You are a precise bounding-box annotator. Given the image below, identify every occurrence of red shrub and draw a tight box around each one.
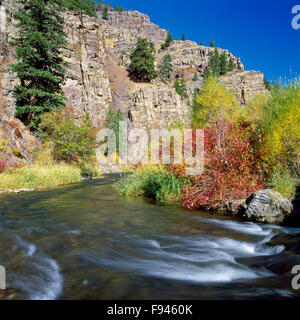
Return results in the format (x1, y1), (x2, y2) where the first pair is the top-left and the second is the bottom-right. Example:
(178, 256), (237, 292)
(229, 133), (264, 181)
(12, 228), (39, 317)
(0, 159), (10, 173)
(179, 119), (264, 210)
(0, 159), (25, 173)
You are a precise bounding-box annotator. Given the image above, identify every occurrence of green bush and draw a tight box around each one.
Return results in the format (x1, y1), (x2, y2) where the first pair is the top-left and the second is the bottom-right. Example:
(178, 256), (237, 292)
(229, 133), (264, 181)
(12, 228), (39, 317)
(174, 78), (188, 99)
(116, 165), (190, 202)
(39, 109), (97, 163)
(80, 166), (100, 178)
(161, 31), (173, 50)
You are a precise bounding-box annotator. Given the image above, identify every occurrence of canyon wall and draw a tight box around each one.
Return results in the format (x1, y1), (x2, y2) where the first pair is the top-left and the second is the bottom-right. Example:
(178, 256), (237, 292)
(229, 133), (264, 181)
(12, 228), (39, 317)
(0, 0), (266, 133)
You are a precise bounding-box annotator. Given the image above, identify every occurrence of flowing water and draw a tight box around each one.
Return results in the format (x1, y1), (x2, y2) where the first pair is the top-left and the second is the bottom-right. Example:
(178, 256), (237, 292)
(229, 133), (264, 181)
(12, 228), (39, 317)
(0, 174), (299, 300)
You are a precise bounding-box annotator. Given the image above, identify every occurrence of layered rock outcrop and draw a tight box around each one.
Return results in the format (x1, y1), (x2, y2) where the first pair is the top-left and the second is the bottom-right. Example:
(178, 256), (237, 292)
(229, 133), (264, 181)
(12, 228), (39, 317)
(129, 85), (190, 128)
(241, 190), (293, 225)
(219, 71), (266, 105)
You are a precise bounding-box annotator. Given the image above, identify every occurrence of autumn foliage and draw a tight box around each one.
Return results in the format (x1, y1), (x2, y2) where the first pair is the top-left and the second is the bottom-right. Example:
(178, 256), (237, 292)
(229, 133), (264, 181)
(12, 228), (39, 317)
(0, 159), (24, 174)
(117, 77), (299, 207)
(179, 119), (264, 209)
(0, 159), (10, 173)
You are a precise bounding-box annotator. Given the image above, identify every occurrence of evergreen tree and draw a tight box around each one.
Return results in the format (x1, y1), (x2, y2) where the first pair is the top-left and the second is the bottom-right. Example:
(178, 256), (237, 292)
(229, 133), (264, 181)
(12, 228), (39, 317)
(158, 54), (173, 83)
(10, 0), (67, 130)
(129, 38), (157, 82)
(203, 67), (212, 80)
(228, 56), (235, 72)
(114, 5), (125, 12)
(219, 51), (228, 75)
(210, 39), (215, 47)
(200, 41), (204, 46)
(210, 49), (221, 76)
(174, 78), (188, 99)
(64, 0), (96, 16)
(161, 31), (173, 50)
(191, 88), (201, 127)
(182, 34), (186, 41)
(102, 5), (108, 19)
(81, 0), (96, 16)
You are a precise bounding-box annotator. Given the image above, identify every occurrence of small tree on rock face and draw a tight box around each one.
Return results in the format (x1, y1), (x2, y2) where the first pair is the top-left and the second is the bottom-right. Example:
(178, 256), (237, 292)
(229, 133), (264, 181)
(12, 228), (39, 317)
(228, 56), (235, 72)
(220, 51), (228, 75)
(204, 50), (235, 78)
(210, 39), (215, 47)
(174, 78), (188, 99)
(158, 54), (173, 83)
(64, 0), (97, 16)
(182, 34), (186, 41)
(193, 72), (199, 81)
(161, 31), (173, 50)
(129, 38), (157, 82)
(102, 5), (108, 19)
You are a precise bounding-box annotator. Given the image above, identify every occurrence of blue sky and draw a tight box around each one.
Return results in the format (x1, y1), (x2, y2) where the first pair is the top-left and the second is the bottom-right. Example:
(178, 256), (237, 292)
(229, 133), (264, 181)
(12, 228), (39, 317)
(103, 0), (300, 81)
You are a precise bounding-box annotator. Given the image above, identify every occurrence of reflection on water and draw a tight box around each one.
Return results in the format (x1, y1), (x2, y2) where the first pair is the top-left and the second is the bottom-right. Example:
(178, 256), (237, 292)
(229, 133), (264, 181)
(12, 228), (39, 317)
(0, 174), (299, 300)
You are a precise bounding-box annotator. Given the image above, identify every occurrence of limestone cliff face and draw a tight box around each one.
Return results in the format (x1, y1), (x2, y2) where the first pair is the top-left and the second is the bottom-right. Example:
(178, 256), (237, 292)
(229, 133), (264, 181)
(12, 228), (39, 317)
(0, 0), (266, 133)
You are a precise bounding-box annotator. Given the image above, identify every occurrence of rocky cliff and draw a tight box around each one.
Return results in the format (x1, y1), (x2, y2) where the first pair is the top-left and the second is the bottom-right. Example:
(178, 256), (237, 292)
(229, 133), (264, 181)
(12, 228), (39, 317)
(0, 0), (266, 134)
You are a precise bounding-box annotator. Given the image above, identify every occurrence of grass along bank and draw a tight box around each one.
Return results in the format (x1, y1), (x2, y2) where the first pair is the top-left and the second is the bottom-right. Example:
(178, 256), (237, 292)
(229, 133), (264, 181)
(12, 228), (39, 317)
(0, 164), (82, 192)
(115, 165), (191, 203)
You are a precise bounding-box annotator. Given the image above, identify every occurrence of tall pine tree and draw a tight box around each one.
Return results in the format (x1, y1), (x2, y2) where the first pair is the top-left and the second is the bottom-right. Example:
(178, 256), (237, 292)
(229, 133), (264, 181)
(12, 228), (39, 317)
(10, 0), (67, 130)
(129, 38), (157, 82)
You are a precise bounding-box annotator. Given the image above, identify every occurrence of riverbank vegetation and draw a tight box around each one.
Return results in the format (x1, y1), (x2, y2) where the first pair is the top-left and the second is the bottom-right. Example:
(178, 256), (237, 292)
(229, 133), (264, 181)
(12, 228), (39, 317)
(0, 164), (82, 191)
(0, 108), (102, 192)
(116, 77), (300, 210)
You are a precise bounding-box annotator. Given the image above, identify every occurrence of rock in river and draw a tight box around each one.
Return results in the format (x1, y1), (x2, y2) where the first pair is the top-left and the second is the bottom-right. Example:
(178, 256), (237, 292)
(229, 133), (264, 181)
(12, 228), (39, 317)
(241, 189), (293, 225)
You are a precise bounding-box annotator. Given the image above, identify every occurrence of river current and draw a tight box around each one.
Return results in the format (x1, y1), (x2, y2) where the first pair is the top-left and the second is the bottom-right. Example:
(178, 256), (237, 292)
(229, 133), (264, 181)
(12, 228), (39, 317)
(0, 175), (299, 300)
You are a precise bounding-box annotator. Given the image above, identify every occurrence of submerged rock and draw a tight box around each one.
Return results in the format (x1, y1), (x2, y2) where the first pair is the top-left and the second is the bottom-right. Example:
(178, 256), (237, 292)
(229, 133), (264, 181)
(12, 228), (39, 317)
(241, 189), (293, 225)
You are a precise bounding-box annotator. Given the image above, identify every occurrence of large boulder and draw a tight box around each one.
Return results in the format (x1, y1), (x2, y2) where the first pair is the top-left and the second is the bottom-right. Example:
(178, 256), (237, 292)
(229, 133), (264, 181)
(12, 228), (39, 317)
(241, 189), (293, 225)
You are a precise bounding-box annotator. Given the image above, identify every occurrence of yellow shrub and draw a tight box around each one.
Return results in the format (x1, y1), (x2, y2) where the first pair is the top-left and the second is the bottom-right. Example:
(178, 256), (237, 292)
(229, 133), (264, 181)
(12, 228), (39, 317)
(242, 93), (269, 122)
(193, 76), (240, 127)
(261, 84), (300, 169)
